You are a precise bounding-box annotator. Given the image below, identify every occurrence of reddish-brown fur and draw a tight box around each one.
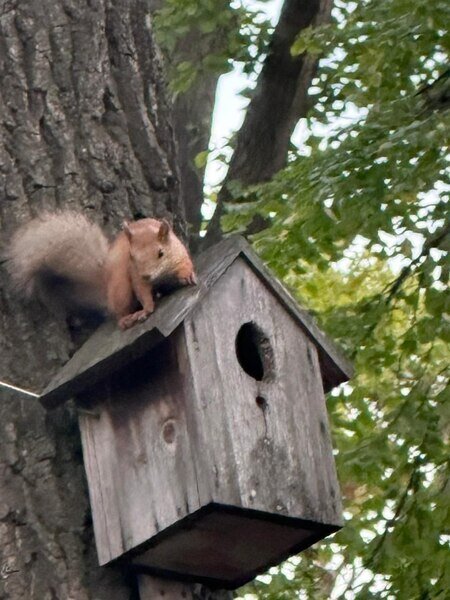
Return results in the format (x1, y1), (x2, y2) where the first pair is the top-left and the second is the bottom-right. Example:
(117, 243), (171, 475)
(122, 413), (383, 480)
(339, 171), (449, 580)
(8, 212), (197, 330)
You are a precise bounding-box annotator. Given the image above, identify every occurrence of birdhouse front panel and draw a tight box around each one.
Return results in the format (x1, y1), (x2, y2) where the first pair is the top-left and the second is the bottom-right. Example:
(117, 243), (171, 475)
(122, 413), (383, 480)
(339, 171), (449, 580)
(180, 257), (342, 526)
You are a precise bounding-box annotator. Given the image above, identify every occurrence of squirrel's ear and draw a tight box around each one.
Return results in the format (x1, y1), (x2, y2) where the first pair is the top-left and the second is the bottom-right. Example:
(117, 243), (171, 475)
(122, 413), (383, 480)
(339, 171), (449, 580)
(123, 221), (132, 240)
(158, 219), (171, 242)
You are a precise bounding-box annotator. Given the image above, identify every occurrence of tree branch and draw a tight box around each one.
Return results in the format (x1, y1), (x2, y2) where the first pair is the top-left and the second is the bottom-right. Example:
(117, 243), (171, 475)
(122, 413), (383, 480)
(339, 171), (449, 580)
(385, 222), (450, 305)
(204, 0), (333, 246)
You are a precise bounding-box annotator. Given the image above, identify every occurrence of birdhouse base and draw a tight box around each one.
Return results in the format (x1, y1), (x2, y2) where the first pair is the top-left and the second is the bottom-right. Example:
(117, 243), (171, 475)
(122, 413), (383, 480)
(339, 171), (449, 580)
(131, 503), (340, 590)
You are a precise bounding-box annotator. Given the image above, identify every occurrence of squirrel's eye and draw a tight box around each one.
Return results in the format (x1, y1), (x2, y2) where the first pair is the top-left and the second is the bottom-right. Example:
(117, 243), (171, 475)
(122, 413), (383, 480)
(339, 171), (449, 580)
(158, 248), (164, 258)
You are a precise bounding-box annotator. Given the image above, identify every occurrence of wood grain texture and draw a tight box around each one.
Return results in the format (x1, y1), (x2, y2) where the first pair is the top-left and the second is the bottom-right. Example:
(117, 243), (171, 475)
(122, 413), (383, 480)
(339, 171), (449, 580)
(40, 236), (352, 408)
(78, 334), (201, 565)
(184, 259), (342, 526)
(138, 575), (195, 599)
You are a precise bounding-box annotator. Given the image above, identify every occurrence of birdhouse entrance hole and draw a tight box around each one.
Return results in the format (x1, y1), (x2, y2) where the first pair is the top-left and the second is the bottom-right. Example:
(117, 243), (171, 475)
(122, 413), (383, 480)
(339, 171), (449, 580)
(235, 322), (274, 381)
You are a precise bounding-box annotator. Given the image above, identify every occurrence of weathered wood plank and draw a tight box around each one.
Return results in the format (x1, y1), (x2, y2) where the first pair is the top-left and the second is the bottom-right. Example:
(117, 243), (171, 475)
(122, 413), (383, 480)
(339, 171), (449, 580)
(79, 334), (202, 565)
(133, 506), (334, 588)
(184, 259), (342, 527)
(237, 245), (354, 391)
(137, 573), (232, 599)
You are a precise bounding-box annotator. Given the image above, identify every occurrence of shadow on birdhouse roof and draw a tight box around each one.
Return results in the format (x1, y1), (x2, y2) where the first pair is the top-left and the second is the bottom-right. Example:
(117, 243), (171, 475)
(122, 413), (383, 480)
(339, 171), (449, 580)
(40, 235), (353, 409)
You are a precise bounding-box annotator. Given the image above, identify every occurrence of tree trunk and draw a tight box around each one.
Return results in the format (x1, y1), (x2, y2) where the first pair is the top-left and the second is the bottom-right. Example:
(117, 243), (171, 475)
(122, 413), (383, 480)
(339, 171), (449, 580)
(0, 1), (228, 598)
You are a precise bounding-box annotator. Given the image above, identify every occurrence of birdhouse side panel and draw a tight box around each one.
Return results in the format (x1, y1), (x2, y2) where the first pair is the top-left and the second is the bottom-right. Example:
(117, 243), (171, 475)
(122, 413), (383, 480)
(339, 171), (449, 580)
(78, 335), (203, 565)
(184, 258), (342, 527)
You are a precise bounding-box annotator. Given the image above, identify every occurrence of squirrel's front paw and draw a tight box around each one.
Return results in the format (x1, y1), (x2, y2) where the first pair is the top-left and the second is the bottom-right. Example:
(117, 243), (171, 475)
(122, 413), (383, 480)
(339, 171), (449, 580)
(118, 309), (152, 330)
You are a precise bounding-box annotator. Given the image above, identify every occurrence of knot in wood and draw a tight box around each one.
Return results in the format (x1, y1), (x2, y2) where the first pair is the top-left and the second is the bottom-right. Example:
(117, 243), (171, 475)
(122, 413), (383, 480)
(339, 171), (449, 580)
(162, 419), (176, 444)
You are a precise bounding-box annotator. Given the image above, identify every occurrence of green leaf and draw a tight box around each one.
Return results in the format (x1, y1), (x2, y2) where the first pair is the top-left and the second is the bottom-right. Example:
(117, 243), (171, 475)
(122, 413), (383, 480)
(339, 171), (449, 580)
(194, 150), (209, 170)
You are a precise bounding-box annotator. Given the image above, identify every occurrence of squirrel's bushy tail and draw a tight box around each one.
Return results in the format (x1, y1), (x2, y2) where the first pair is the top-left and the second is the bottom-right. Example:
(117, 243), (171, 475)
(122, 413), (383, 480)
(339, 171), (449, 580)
(7, 211), (109, 311)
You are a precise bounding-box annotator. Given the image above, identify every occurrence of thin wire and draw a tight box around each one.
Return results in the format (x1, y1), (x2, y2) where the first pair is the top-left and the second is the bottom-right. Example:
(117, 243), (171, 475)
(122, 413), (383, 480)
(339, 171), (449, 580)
(0, 380), (40, 398)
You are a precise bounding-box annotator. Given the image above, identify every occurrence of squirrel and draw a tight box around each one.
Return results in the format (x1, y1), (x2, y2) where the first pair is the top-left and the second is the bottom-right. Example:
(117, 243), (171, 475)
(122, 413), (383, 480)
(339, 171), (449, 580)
(7, 211), (197, 330)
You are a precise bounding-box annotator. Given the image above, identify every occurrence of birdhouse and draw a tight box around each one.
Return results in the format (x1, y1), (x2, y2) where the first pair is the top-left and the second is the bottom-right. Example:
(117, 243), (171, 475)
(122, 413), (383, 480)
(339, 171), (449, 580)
(40, 236), (352, 590)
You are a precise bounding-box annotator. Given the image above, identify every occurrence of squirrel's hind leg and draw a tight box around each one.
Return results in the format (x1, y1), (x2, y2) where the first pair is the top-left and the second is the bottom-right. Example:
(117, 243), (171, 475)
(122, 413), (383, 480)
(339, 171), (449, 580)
(118, 309), (148, 330)
(106, 274), (136, 327)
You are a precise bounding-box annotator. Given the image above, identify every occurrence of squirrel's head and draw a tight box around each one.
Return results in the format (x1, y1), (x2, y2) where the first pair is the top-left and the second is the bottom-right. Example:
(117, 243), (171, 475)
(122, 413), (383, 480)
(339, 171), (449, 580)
(123, 218), (197, 290)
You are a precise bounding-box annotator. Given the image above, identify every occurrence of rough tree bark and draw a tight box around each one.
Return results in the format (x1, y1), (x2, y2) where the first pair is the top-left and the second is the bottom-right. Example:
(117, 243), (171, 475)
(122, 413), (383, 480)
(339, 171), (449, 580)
(0, 1), (229, 598)
(171, 54), (220, 251)
(204, 0), (333, 246)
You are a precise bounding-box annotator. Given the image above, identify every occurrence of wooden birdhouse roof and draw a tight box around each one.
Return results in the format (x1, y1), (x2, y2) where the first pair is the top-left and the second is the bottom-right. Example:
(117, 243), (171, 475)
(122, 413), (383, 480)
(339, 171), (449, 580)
(40, 236), (353, 409)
